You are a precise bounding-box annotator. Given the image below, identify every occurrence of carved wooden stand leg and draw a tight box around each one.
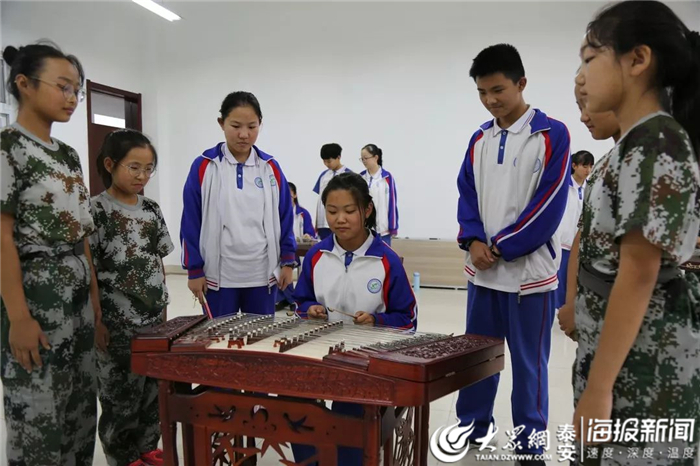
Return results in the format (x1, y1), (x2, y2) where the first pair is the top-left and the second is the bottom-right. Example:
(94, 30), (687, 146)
(159, 381), (178, 466)
(182, 423), (196, 466)
(413, 404), (430, 466)
(379, 406), (426, 466)
(165, 388), (386, 466)
(393, 407), (416, 466)
(364, 406), (381, 465)
(159, 387), (430, 466)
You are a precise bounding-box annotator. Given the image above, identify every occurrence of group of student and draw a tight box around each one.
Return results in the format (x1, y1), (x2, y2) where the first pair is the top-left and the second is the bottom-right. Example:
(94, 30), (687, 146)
(312, 142), (399, 245)
(0, 0), (699, 465)
(454, 3), (700, 466)
(178, 92), (405, 319)
(1, 44), (169, 465)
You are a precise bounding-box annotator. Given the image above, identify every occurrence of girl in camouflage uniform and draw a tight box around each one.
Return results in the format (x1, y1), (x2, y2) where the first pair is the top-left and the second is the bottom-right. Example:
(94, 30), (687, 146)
(90, 130), (173, 466)
(0, 42), (99, 465)
(574, 2), (700, 464)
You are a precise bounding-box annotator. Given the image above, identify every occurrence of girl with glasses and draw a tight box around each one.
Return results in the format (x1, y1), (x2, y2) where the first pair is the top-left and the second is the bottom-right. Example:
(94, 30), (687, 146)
(90, 129), (173, 466)
(359, 144), (399, 246)
(0, 40), (98, 465)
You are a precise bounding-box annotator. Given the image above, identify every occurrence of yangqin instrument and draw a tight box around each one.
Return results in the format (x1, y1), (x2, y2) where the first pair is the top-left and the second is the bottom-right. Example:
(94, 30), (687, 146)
(131, 313), (504, 466)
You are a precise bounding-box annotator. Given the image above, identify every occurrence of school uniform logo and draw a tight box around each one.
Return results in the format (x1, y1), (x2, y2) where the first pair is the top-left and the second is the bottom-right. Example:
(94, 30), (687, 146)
(532, 159), (542, 173)
(513, 157), (543, 173)
(255, 177), (264, 188)
(367, 278), (382, 293)
(269, 174), (277, 187)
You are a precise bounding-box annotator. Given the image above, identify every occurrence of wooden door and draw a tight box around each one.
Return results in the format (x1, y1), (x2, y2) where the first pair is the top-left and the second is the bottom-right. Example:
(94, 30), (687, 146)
(86, 80), (142, 196)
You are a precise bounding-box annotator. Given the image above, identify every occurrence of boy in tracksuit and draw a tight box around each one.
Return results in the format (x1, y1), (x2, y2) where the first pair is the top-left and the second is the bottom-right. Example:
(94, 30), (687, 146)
(456, 44), (570, 466)
(313, 143), (352, 240)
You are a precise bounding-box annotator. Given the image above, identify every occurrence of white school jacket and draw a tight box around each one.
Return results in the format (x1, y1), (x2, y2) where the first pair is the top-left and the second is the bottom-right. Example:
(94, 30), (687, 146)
(294, 232), (417, 330)
(457, 108), (572, 296)
(557, 175), (586, 250)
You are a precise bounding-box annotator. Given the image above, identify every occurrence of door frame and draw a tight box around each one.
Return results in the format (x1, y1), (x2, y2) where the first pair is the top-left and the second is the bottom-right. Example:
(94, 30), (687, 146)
(86, 80), (143, 196)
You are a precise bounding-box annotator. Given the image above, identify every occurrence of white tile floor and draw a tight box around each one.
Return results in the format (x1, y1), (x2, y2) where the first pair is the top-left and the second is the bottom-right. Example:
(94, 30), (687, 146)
(0, 274), (622, 465)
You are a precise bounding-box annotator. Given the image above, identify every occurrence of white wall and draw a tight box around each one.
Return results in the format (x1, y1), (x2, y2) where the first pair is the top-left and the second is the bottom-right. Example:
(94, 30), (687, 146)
(150, 0), (699, 265)
(3, 1), (700, 268)
(0, 0), (12, 127)
(1, 0), (164, 190)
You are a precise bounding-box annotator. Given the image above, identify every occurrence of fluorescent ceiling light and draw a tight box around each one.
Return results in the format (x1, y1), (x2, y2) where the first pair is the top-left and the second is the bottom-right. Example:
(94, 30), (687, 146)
(132, 0), (181, 22)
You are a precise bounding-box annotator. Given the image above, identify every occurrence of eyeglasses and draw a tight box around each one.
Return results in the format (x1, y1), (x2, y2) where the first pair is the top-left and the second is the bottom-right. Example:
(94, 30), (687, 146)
(29, 77), (86, 102)
(119, 163), (156, 178)
(359, 155), (376, 162)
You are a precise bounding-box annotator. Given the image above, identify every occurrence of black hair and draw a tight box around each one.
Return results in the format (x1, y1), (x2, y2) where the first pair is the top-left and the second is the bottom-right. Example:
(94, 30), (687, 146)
(321, 172), (377, 231)
(571, 150), (595, 173)
(219, 91), (262, 122)
(320, 143), (342, 160)
(362, 143), (383, 166)
(469, 43), (525, 83)
(3, 40), (85, 103)
(97, 129), (158, 189)
(586, 0), (700, 156)
(288, 181), (299, 206)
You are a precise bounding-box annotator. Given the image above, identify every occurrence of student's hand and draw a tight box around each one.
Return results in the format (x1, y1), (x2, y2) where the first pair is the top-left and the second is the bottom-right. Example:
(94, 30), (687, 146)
(302, 234), (313, 241)
(95, 319), (110, 353)
(573, 385), (613, 444)
(354, 312), (375, 325)
(188, 277), (208, 304)
(279, 266), (294, 290)
(307, 305), (328, 319)
(469, 241), (497, 270)
(558, 302), (577, 340)
(9, 316), (50, 373)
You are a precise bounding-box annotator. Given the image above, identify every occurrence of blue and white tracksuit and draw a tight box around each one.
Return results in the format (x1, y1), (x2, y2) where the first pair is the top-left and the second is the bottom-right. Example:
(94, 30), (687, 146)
(360, 168), (399, 244)
(292, 231), (417, 465)
(180, 143), (296, 317)
(313, 166), (352, 239)
(293, 204), (317, 240)
(456, 108), (571, 454)
(555, 175), (585, 308)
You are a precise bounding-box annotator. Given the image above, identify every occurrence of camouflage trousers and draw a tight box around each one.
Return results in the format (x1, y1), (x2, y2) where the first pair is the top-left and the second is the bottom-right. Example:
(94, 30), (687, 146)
(97, 334), (160, 466)
(1, 253), (97, 466)
(573, 272), (700, 466)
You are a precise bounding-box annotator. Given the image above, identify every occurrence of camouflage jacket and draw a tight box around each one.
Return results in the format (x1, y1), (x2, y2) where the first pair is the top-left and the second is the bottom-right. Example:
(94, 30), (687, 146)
(90, 191), (173, 330)
(0, 123), (94, 251)
(580, 112), (700, 275)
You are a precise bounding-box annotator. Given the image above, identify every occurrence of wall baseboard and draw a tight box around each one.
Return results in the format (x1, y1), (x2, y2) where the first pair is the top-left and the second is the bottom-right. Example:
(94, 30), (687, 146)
(390, 238), (467, 288)
(165, 265), (187, 275)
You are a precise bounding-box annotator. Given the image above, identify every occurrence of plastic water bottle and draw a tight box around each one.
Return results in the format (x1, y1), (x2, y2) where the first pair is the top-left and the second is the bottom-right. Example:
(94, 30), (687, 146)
(413, 272), (420, 291)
